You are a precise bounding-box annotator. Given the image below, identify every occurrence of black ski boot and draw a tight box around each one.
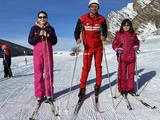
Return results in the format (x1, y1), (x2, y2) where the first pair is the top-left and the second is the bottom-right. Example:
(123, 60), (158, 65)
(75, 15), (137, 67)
(37, 97), (47, 103)
(78, 88), (86, 100)
(128, 90), (136, 96)
(94, 84), (100, 103)
(45, 96), (54, 103)
(94, 84), (100, 96)
(121, 91), (128, 98)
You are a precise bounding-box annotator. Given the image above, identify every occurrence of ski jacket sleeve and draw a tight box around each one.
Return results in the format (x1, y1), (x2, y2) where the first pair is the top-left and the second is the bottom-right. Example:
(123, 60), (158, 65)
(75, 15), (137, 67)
(74, 18), (82, 41)
(28, 26), (41, 46)
(101, 19), (107, 38)
(133, 33), (140, 48)
(46, 27), (57, 46)
(112, 32), (122, 50)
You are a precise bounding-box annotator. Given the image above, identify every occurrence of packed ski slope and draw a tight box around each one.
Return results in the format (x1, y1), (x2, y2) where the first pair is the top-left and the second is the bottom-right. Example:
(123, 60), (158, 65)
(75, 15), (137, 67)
(0, 35), (160, 120)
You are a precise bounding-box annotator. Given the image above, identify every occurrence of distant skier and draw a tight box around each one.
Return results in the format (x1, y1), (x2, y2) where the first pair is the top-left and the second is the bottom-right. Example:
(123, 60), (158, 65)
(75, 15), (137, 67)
(28, 11), (57, 102)
(74, 0), (107, 100)
(1, 44), (13, 78)
(112, 19), (140, 97)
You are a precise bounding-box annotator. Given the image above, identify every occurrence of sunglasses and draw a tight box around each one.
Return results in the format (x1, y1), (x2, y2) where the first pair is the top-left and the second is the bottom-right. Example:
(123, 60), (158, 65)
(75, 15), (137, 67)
(38, 16), (47, 19)
(90, 5), (99, 9)
(123, 24), (130, 27)
(1, 48), (8, 50)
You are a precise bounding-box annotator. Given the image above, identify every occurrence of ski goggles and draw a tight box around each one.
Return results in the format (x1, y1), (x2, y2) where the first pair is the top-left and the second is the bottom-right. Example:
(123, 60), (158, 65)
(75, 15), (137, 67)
(1, 48), (8, 50)
(123, 24), (130, 27)
(38, 16), (47, 19)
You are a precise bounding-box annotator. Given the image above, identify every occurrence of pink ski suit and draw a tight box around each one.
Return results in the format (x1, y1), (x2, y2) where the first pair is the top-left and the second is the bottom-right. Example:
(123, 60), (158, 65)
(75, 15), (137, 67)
(28, 23), (57, 98)
(112, 31), (140, 92)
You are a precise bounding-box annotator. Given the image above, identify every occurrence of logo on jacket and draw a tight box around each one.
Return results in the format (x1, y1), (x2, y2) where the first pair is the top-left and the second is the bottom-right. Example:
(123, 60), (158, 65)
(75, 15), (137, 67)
(130, 36), (133, 40)
(86, 23), (89, 26)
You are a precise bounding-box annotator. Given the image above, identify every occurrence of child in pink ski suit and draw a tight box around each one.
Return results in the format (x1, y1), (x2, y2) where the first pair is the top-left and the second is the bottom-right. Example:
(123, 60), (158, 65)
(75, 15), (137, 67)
(28, 11), (57, 101)
(112, 19), (140, 96)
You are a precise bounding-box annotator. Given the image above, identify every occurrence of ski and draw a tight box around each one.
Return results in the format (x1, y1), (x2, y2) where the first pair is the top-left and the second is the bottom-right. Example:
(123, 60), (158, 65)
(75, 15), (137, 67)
(125, 97), (133, 110)
(71, 97), (84, 120)
(129, 94), (156, 109)
(122, 94), (133, 110)
(92, 94), (100, 112)
(29, 98), (60, 120)
(29, 101), (43, 120)
(47, 99), (60, 117)
(94, 95), (100, 112)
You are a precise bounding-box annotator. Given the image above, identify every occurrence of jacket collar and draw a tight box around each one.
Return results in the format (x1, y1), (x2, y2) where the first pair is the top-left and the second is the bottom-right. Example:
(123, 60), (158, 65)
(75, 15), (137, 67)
(35, 21), (50, 28)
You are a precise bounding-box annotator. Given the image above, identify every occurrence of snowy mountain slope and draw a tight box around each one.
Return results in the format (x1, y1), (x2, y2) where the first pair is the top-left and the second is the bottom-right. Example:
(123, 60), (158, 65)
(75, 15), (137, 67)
(106, 0), (160, 41)
(0, 36), (160, 120)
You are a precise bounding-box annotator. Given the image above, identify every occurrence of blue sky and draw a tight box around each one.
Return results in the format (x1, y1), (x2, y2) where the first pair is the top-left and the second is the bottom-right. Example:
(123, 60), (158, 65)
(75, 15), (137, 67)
(0, 0), (133, 51)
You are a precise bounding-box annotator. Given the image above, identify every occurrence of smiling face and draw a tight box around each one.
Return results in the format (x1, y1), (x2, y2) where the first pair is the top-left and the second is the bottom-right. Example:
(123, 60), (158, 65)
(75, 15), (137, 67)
(37, 13), (48, 26)
(122, 23), (130, 32)
(89, 3), (99, 15)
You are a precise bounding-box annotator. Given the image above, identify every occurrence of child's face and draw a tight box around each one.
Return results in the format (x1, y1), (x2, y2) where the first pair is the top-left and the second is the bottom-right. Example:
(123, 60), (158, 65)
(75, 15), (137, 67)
(123, 23), (130, 32)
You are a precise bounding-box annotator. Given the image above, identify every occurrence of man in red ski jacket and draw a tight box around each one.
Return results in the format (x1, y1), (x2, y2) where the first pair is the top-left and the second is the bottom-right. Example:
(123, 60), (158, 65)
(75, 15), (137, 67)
(74, 0), (107, 99)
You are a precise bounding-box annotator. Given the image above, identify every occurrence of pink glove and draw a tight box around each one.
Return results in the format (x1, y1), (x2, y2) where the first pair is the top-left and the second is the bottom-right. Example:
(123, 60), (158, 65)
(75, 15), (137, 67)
(133, 45), (139, 51)
(115, 48), (123, 54)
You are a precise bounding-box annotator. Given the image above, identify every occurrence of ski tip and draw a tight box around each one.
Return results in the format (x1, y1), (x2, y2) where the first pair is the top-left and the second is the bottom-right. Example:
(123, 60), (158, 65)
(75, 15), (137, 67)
(128, 107), (133, 110)
(152, 106), (157, 109)
(29, 118), (35, 120)
(97, 109), (100, 113)
(113, 96), (117, 99)
(55, 113), (60, 116)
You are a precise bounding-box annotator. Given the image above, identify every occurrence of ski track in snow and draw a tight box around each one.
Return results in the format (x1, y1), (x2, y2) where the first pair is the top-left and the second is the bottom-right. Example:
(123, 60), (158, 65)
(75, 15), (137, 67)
(0, 36), (160, 120)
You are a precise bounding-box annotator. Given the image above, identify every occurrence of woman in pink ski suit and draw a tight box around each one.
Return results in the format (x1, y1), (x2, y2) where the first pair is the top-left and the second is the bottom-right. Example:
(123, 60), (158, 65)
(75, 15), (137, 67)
(112, 19), (140, 96)
(28, 11), (57, 101)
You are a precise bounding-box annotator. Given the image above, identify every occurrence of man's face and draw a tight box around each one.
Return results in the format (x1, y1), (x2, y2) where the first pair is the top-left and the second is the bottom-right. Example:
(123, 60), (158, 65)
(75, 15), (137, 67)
(89, 3), (99, 15)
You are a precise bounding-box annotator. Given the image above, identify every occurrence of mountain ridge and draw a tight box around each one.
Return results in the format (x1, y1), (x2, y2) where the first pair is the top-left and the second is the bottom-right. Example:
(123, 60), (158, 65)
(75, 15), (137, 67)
(106, 0), (160, 42)
(0, 39), (33, 57)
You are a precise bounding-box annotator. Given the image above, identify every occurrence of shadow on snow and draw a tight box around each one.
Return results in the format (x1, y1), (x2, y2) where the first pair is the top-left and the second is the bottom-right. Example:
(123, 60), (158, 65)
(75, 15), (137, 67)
(54, 71), (116, 99)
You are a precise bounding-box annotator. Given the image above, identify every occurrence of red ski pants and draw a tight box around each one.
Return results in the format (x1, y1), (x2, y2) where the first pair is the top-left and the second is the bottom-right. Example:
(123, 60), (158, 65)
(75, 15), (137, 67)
(80, 46), (103, 88)
(118, 61), (135, 92)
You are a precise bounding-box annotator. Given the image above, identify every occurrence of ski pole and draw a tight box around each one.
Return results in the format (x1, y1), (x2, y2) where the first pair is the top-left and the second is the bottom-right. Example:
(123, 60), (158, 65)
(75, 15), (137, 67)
(45, 38), (54, 100)
(102, 42), (115, 109)
(42, 36), (49, 98)
(135, 51), (139, 95)
(113, 53), (121, 98)
(66, 44), (80, 111)
(99, 27), (115, 108)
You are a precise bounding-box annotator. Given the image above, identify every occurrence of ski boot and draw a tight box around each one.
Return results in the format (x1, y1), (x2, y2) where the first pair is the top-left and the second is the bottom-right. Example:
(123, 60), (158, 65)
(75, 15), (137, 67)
(45, 96), (54, 103)
(78, 88), (86, 101)
(37, 97), (44, 103)
(121, 91), (128, 98)
(94, 84), (100, 103)
(128, 90), (136, 96)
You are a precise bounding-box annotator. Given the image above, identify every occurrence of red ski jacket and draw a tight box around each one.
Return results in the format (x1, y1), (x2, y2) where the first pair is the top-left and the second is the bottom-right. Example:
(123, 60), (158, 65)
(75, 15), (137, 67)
(112, 32), (140, 63)
(74, 13), (107, 49)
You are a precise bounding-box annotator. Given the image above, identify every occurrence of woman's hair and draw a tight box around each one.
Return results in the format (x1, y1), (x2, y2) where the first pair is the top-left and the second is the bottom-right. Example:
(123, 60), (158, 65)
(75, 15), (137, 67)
(119, 19), (135, 34)
(37, 11), (48, 18)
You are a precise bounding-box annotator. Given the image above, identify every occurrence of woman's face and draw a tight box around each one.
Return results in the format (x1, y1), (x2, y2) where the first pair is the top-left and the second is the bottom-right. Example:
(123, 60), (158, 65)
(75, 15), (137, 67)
(123, 23), (130, 32)
(38, 13), (48, 26)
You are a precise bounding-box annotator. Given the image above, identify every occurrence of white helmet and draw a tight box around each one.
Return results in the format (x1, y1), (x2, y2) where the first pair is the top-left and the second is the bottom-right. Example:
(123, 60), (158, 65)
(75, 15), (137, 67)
(88, 0), (100, 7)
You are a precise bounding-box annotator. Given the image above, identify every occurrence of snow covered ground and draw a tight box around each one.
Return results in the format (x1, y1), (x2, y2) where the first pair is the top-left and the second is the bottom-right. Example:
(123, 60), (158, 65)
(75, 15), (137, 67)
(0, 35), (160, 120)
